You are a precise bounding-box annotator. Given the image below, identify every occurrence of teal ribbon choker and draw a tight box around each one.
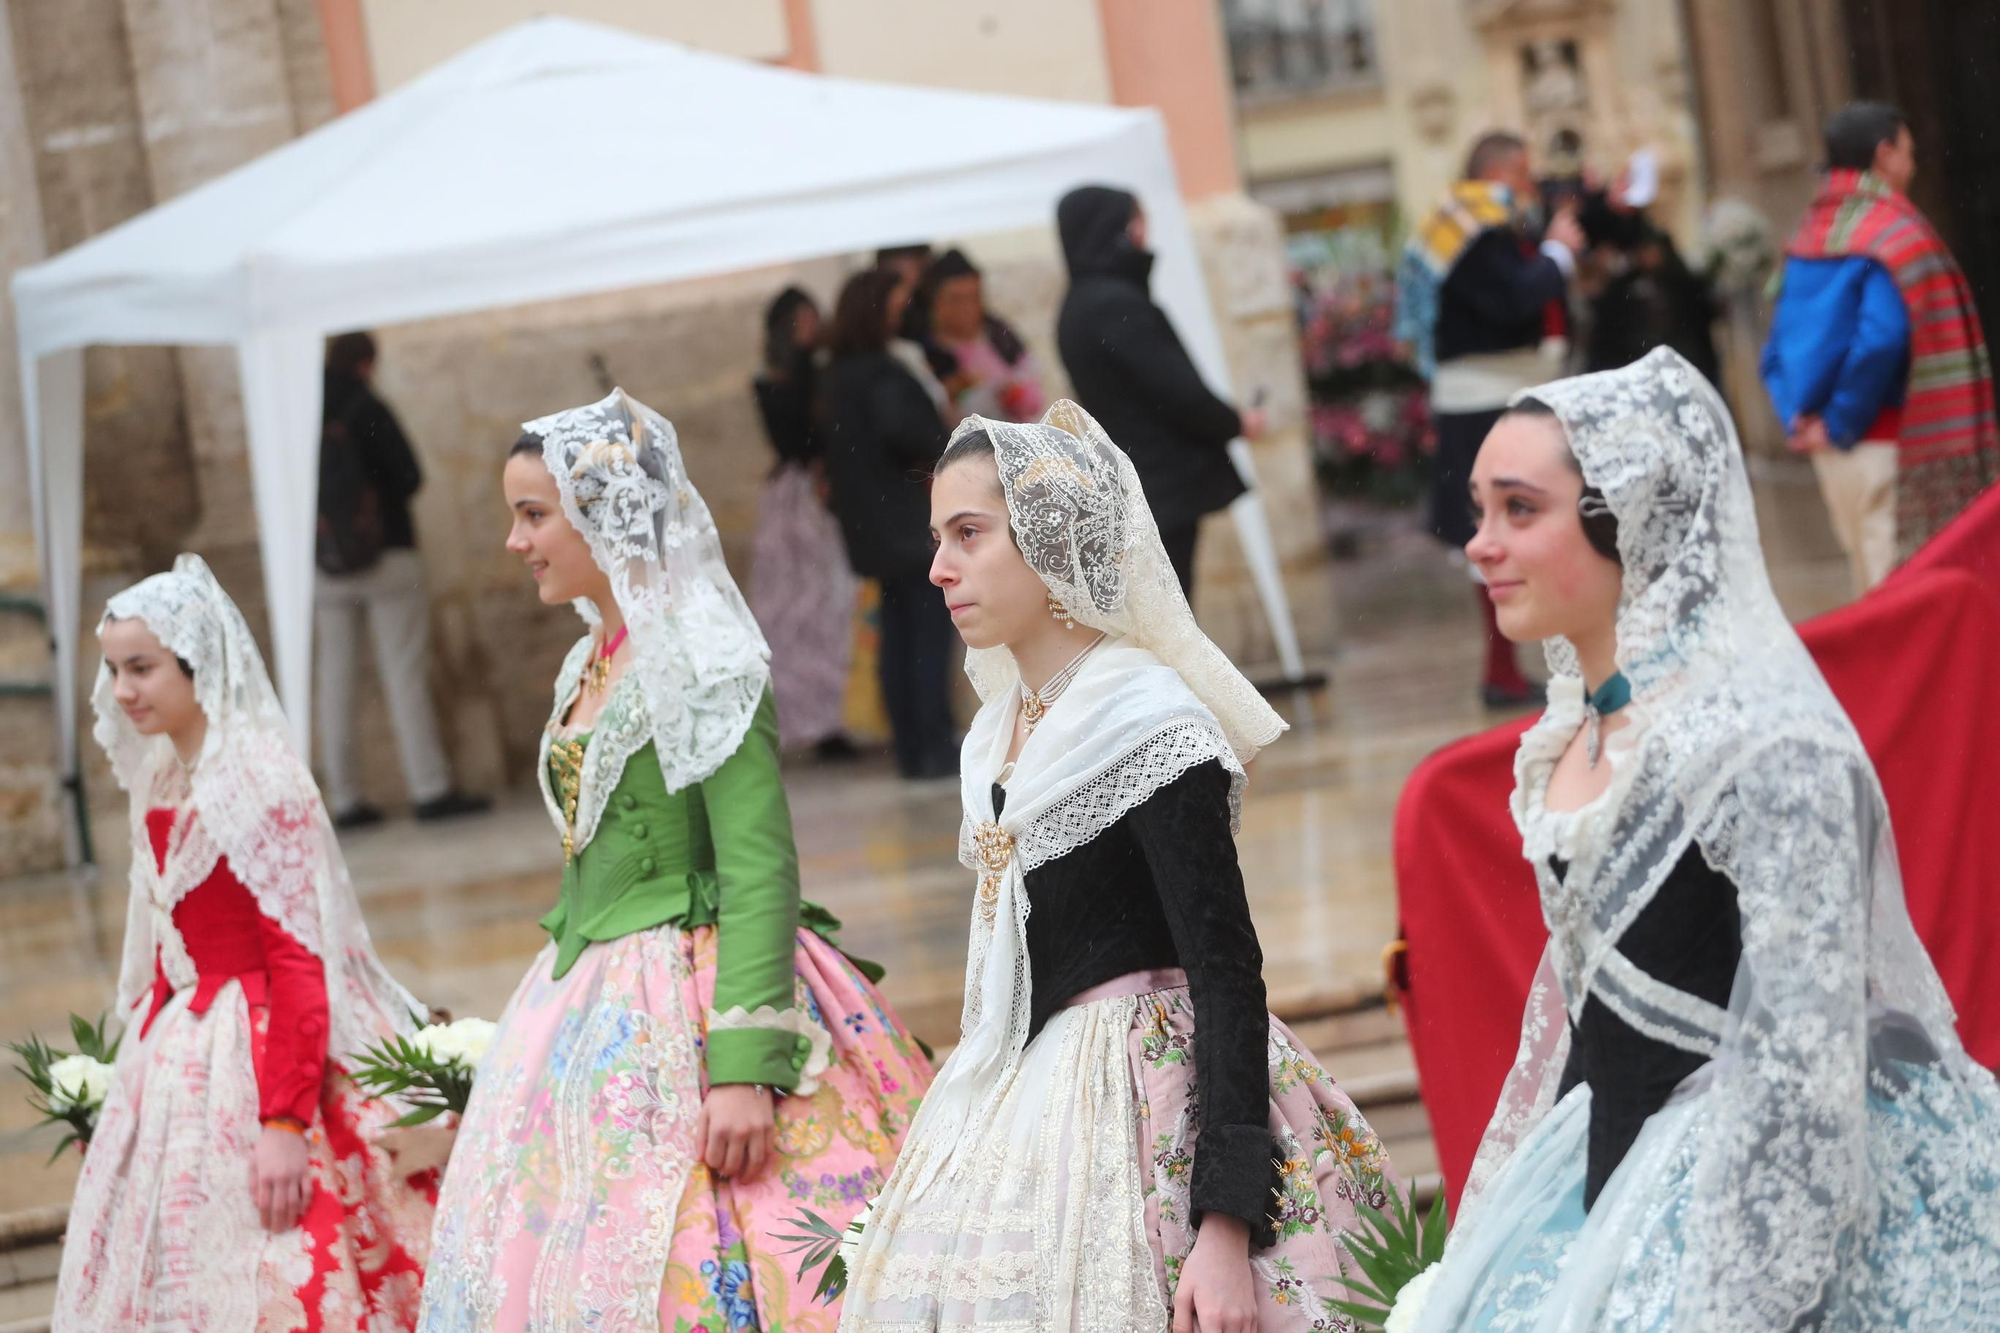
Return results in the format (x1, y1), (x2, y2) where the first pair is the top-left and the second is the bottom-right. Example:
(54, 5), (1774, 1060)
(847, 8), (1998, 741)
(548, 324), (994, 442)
(1583, 670), (1631, 768)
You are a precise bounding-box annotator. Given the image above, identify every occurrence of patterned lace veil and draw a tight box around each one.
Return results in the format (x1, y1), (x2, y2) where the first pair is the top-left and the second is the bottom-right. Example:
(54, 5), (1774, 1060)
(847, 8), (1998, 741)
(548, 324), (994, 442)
(960, 399), (1283, 763)
(521, 389), (770, 821)
(94, 554), (420, 1064)
(1463, 347), (1998, 1327)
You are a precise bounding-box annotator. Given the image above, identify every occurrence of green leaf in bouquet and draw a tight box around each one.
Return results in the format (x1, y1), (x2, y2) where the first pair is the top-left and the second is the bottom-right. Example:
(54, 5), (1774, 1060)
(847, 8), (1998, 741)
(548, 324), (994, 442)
(1330, 1177), (1450, 1330)
(347, 1032), (478, 1121)
(391, 1102), (448, 1128)
(773, 1206), (853, 1302)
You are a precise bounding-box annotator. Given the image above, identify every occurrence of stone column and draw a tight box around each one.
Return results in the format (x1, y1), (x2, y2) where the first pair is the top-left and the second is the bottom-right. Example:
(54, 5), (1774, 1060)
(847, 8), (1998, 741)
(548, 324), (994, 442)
(0, 0), (65, 873)
(0, 0), (47, 593)
(120, 0), (302, 571)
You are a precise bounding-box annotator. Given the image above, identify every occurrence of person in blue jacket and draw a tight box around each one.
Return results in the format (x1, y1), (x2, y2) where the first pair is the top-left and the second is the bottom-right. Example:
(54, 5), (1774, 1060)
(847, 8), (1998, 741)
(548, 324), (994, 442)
(1760, 104), (1914, 594)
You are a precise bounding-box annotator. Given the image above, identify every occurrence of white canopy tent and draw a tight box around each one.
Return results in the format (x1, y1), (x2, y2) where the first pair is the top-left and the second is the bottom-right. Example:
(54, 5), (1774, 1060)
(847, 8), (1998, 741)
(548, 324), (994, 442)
(13, 16), (1306, 865)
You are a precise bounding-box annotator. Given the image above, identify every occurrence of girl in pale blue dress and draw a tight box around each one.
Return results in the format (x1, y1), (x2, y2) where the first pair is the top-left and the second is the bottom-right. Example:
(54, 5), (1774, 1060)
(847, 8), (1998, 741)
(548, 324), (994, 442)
(1413, 348), (2000, 1332)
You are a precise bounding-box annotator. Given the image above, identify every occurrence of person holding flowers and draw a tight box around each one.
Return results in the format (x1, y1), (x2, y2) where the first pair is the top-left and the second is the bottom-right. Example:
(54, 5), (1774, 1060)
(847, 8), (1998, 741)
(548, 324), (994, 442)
(416, 390), (932, 1332)
(54, 554), (437, 1332)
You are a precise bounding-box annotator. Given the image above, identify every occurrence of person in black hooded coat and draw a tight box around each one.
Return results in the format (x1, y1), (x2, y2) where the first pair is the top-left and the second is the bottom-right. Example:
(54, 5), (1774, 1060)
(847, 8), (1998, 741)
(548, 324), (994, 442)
(1055, 186), (1252, 597)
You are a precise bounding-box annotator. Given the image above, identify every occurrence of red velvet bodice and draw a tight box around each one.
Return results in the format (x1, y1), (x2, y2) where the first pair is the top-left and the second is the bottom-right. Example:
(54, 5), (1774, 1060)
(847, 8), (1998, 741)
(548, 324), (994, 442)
(142, 806), (329, 1126)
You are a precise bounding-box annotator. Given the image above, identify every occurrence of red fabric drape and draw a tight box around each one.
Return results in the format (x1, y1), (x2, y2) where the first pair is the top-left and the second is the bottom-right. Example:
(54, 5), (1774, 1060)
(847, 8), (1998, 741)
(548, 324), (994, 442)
(1394, 489), (2000, 1205)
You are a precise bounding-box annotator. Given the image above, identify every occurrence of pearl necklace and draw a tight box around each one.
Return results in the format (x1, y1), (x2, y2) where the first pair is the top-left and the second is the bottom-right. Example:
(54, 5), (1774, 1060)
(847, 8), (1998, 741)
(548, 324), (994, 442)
(1019, 633), (1107, 733)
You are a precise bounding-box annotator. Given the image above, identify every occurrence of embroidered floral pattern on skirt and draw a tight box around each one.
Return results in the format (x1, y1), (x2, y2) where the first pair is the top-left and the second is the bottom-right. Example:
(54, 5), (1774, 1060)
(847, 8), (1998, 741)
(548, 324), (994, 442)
(53, 988), (437, 1333)
(417, 923), (932, 1333)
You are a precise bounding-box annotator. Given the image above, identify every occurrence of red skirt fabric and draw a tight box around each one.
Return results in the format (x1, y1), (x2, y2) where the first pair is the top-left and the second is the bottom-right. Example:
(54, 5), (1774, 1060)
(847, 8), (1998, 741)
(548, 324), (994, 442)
(1395, 491), (2000, 1205)
(52, 985), (437, 1331)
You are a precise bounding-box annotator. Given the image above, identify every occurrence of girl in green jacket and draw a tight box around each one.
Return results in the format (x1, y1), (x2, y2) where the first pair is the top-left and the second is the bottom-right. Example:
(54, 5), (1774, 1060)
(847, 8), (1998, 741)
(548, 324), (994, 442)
(418, 389), (932, 1333)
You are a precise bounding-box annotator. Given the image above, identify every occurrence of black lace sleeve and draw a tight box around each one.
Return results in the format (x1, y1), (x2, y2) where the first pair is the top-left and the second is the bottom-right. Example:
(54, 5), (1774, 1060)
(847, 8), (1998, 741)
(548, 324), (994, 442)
(1126, 760), (1276, 1239)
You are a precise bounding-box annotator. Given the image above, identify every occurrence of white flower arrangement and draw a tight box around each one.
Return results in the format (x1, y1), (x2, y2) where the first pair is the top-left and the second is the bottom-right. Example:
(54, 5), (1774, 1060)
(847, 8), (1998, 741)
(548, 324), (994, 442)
(407, 1017), (497, 1070)
(1383, 1262), (1441, 1333)
(350, 1015), (496, 1127)
(1699, 197), (1779, 297)
(46, 1054), (115, 1111)
(8, 1012), (122, 1160)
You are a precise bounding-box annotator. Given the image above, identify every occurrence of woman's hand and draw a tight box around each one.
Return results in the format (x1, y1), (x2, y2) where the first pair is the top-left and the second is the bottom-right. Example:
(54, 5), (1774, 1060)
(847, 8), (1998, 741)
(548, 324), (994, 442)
(697, 1084), (776, 1181)
(252, 1124), (313, 1232)
(1172, 1212), (1258, 1333)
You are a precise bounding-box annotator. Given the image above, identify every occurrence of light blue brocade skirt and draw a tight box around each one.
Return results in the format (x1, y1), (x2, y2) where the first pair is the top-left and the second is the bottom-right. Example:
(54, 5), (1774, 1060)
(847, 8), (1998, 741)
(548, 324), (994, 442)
(1414, 1057), (2000, 1332)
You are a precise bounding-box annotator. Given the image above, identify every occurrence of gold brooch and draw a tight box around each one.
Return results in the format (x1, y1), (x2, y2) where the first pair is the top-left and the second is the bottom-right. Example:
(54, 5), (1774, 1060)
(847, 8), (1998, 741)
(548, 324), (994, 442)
(971, 822), (1014, 923)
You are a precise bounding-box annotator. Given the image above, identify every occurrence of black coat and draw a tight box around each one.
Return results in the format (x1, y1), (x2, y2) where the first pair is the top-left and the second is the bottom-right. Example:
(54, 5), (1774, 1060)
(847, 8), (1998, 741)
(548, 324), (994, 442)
(1055, 186), (1245, 533)
(321, 369), (422, 551)
(822, 350), (950, 581)
(753, 356), (822, 469)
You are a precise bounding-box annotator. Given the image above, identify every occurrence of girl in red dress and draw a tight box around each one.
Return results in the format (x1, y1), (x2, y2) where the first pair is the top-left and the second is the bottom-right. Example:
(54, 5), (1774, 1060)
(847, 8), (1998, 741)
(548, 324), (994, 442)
(54, 554), (436, 1333)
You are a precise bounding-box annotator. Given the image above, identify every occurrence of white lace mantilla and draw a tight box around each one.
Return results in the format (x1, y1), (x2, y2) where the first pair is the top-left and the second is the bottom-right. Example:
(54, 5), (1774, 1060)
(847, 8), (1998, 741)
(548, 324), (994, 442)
(1452, 348), (2000, 1329)
(956, 401), (1285, 766)
(523, 389), (769, 804)
(94, 555), (422, 1070)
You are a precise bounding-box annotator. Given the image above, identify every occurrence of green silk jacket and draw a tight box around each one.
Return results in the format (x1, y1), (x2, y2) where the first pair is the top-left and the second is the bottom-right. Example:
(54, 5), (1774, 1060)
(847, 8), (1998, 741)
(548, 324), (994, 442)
(540, 683), (825, 1090)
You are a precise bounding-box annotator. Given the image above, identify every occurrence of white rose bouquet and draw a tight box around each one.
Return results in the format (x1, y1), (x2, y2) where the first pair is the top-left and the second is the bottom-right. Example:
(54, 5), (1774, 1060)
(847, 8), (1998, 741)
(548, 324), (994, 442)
(348, 1016), (496, 1127)
(774, 1196), (875, 1302)
(7, 1012), (122, 1161)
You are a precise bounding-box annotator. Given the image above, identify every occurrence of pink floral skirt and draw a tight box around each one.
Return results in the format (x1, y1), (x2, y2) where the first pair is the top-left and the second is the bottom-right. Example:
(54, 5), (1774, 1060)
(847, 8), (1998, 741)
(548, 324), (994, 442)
(418, 924), (933, 1333)
(53, 986), (437, 1332)
(841, 976), (1393, 1330)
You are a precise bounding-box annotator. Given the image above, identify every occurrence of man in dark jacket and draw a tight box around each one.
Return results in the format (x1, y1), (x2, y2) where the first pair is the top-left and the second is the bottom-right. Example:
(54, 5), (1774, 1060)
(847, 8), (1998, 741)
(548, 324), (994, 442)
(1055, 186), (1264, 597)
(1394, 132), (1581, 707)
(315, 332), (487, 828)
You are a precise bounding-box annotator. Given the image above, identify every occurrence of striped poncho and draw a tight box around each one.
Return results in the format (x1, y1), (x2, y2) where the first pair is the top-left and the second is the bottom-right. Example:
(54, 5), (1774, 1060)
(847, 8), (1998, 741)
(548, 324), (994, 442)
(1786, 168), (1999, 557)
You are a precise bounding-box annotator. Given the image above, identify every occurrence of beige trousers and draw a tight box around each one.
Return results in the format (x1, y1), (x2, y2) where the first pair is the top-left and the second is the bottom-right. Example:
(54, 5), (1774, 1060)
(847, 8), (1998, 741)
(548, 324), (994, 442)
(315, 547), (453, 812)
(1811, 441), (1900, 595)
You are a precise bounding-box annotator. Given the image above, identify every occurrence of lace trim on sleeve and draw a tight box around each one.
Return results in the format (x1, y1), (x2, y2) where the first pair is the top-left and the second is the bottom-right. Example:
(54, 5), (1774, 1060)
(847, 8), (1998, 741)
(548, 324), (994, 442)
(706, 1003), (834, 1094)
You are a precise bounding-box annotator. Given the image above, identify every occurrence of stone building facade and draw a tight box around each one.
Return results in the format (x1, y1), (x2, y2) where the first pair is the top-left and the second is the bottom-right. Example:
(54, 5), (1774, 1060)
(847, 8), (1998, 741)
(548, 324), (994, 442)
(1229, 0), (1703, 248)
(0, 0), (1323, 874)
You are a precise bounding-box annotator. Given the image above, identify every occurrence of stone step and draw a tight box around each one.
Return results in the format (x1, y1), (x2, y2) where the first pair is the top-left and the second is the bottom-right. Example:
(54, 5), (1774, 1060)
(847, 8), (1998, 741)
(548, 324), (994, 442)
(0, 1232), (56, 1330)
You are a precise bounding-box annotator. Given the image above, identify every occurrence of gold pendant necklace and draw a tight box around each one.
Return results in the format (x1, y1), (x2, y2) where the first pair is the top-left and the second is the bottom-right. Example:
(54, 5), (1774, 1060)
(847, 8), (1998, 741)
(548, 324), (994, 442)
(586, 625), (630, 697)
(1018, 633), (1107, 734)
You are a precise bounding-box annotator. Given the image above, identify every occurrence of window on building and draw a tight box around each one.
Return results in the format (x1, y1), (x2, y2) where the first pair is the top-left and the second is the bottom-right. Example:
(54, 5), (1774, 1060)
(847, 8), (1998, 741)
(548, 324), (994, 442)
(1224, 0), (1380, 101)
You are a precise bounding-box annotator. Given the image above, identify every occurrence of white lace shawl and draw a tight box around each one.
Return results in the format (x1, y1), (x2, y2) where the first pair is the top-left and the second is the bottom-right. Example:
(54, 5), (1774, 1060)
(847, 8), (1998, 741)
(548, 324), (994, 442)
(896, 638), (1244, 1195)
(95, 555), (421, 1066)
(523, 389), (770, 805)
(1462, 348), (1999, 1328)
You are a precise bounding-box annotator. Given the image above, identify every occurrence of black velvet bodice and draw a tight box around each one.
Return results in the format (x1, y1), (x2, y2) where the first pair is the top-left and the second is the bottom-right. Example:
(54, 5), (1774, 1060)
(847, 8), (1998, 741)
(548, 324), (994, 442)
(1555, 844), (1743, 1208)
(993, 759), (1275, 1236)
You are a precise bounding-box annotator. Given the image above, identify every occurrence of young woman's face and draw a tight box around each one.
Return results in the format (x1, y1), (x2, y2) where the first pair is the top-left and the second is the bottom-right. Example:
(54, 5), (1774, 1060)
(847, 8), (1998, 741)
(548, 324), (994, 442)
(930, 274), (984, 343)
(100, 616), (201, 738)
(503, 452), (604, 606)
(928, 455), (1050, 651)
(1466, 413), (1623, 646)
